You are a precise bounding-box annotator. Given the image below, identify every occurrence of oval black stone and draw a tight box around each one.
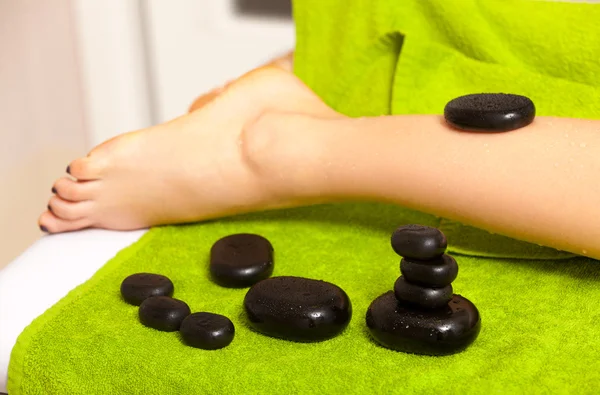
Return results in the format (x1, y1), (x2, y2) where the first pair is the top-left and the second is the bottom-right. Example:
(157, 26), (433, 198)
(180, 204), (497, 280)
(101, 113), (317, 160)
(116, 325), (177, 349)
(394, 277), (453, 309)
(391, 225), (447, 260)
(444, 93), (535, 132)
(366, 291), (481, 356)
(243, 276), (352, 342)
(120, 273), (174, 306)
(139, 296), (191, 332)
(210, 233), (274, 288)
(400, 254), (459, 287)
(180, 312), (235, 350)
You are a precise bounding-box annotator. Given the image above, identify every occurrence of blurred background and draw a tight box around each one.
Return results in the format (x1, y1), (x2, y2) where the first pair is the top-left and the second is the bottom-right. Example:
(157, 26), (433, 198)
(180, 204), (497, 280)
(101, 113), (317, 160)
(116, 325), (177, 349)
(0, 0), (294, 268)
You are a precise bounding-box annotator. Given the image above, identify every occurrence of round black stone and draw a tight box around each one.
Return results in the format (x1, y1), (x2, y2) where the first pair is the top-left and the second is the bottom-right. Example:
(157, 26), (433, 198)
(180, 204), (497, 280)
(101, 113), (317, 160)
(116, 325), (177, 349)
(179, 312), (235, 350)
(391, 225), (447, 260)
(139, 296), (191, 332)
(400, 254), (459, 287)
(394, 277), (453, 309)
(210, 233), (274, 288)
(444, 93), (535, 132)
(120, 273), (174, 306)
(243, 276), (352, 342)
(366, 291), (481, 356)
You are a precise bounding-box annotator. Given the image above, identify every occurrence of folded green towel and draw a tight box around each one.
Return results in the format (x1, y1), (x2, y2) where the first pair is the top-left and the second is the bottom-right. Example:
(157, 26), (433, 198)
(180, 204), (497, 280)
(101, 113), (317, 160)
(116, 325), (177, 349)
(9, 0), (600, 394)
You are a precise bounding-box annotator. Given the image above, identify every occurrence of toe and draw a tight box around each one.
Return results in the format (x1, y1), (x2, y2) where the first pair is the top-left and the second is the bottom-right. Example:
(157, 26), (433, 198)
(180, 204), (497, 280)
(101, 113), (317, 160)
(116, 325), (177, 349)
(67, 156), (104, 180)
(38, 211), (93, 234)
(53, 177), (98, 201)
(48, 196), (94, 221)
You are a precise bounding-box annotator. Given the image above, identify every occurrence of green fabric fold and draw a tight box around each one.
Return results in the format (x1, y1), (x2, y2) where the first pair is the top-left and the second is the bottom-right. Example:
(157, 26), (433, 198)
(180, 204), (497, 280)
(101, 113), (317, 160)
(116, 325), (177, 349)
(8, 1), (600, 393)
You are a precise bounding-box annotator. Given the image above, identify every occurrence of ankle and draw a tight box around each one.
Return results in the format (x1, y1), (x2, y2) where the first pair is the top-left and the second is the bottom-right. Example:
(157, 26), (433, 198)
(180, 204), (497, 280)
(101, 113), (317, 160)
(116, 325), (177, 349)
(240, 111), (336, 203)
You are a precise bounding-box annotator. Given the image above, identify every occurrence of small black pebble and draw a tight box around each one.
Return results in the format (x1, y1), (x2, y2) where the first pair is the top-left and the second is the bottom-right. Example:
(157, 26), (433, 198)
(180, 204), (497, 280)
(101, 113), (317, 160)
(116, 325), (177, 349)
(121, 273), (175, 306)
(139, 296), (191, 332)
(366, 291), (481, 356)
(210, 233), (274, 288)
(394, 277), (453, 309)
(400, 254), (458, 287)
(180, 312), (235, 350)
(391, 225), (447, 260)
(444, 93), (535, 132)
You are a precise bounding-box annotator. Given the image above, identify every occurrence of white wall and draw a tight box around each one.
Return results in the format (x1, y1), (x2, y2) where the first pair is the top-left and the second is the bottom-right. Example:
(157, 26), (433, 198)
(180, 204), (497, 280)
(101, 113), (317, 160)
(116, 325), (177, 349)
(0, 0), (87, 267)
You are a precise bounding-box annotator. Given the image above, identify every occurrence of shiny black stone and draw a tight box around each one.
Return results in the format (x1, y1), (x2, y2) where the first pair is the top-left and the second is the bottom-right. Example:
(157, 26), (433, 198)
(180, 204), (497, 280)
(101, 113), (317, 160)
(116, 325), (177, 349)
(139, 296), (191, 332)
(120, 273), (174, 306)
(210, 233), (274, 288)
(243, 276), (352, 342)
(394, 277), (453, 309)
(400, 254), (459, 287)
(444, 93), (535, 132)
(391, 225), (447, 260)
(180, 312), (235, 350)
(366, 291), (481, 355)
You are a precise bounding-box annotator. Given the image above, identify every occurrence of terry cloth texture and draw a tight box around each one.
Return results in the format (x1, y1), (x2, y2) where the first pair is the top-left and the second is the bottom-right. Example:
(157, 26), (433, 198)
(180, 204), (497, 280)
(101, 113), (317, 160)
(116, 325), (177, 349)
(8, 0), (600, 394)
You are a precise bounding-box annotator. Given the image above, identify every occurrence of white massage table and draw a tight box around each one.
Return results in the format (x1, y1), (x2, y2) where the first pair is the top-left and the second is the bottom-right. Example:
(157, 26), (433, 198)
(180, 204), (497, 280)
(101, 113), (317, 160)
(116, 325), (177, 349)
(0, 229), (148, 393)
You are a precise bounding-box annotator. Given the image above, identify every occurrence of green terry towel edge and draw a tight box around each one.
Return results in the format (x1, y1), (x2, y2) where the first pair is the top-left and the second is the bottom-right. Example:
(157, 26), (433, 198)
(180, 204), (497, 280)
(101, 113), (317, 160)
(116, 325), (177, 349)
(6, 230), (157, 393)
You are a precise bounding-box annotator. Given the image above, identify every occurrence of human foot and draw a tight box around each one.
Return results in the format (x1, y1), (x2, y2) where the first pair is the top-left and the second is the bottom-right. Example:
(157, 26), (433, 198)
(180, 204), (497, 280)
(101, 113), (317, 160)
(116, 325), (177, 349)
(39, 67), (339, 233)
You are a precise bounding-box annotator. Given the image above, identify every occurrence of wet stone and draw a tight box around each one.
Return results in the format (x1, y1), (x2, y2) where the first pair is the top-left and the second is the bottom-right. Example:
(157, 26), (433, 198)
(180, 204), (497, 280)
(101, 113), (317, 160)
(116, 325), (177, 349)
(391, 225), (447, 260)
(210, 233), (274, 288)
(139, 296), (191, 332)
(120, 273), (174, 306)
(394, 276), (453, 309)
(243, 276), (352, 342)
(444, 93), (535, 132)
(366, 291), (481, 356)
(400, 254), (459, 287)
(180, 312), (235, 350)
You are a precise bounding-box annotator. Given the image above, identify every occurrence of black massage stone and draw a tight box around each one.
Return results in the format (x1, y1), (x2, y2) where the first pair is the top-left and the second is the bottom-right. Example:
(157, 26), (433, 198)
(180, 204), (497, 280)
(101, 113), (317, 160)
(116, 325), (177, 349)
(444, 93), (535, 132)
(366, 291), (481, 356)
(391, 225), (447, 260)
(244, 276), (352, 342)
(120, 273), (174, 306)
(180, 312), (235, 350)
(210, 233), (274, 288)
(139, 296), (191, 332)
(394, 277), (453, 309)
(400, 254), (459, 287)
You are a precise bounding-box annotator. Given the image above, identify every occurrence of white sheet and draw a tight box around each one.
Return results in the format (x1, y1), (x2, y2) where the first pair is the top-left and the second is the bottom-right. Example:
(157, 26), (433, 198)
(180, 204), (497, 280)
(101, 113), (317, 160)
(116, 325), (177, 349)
(0, 229), (147, 393)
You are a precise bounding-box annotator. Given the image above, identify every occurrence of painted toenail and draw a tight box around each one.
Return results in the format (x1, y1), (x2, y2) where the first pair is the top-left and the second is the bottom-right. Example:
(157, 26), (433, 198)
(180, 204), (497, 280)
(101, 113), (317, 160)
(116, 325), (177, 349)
(47, 204), (52, 213)
(40, 225), (49, 233)
(66, 165), (71, 174)
(52, 187), (57, 194)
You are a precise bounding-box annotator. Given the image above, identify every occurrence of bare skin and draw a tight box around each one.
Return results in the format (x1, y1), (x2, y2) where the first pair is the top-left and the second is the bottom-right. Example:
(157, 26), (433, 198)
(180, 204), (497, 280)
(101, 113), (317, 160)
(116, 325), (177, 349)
(41, 64), (337, 232)
(40, 53), (600, 259)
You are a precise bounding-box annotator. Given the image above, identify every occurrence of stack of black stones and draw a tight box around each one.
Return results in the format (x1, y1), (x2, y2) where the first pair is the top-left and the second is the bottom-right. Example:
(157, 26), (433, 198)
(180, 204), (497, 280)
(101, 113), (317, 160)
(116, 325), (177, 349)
(366, 225), (481, 355)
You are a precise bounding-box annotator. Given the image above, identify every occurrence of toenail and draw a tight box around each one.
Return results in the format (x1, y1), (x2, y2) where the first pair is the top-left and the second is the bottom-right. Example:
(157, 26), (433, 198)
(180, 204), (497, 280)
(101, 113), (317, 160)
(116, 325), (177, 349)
(40, 225), (49, 233)
(66, 165), (71, 174)
(47, 204), (52, 213)
(51, 187), (57, 194)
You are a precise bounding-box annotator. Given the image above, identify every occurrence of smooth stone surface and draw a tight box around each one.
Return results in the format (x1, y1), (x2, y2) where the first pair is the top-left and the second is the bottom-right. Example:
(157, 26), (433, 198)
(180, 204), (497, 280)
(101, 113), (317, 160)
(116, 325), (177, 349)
(180, 312), (235, 350)
(210, 233), (274, 288)
(400, 254), (459, 287)
(394, 277), (453, 309)
(366, 291), (481, 356)
(391, 225), (447, 260)
(120, 273), (174, 306)
(444, 93), (535, 132)
(244, 276), (352, 342)
(139, 296), (191, 332)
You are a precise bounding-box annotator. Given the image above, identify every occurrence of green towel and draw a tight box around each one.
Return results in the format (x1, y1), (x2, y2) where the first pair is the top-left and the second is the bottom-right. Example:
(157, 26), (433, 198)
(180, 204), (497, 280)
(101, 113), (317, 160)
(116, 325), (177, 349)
(8, 0), (600, 393)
